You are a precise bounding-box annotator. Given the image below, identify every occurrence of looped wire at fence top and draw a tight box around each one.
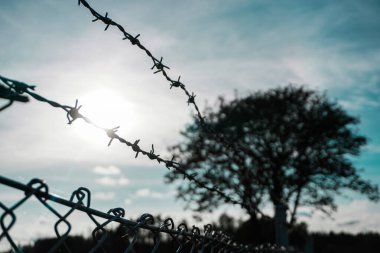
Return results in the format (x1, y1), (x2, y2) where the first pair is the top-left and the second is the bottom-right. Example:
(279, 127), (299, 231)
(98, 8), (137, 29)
(0, 175), (286, 253)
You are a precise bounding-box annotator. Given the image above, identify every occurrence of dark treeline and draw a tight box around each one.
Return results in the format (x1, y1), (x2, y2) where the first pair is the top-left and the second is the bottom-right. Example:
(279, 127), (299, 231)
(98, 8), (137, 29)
(215, 214), (380, 253)
(8, 214), (380, 253)
(312, 232), (380, 253)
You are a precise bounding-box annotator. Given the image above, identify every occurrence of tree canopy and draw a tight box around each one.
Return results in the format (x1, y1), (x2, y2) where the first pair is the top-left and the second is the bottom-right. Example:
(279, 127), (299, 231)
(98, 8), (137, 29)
(165, 85), (379, 225)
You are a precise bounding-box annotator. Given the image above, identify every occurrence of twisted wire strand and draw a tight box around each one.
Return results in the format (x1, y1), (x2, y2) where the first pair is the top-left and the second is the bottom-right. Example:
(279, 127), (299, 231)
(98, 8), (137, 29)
(77, 0), (203, 124)
(0, 175), (271, 253)
(0, 84), (29, 112)
(0, 74), (252, 216)
(75, 0), (266, 217)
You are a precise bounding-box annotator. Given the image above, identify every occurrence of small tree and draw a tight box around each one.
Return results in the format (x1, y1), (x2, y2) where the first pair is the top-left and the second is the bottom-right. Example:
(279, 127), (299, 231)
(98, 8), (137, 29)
(166, 85), (379, 225)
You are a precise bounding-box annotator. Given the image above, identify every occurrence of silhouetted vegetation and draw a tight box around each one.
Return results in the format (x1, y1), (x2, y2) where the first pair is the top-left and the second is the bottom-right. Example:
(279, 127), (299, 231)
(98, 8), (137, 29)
(9, 214), (380, 253)
(312, 231), (380, 253)
(18, 223), (180, 253)
(165, 85), (379, 225)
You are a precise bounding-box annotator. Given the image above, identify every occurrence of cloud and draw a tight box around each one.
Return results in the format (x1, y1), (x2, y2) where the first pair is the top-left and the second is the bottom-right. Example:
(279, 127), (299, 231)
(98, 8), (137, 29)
(339, 96), (380, 111)
(338, 220), (360, 227)
(300, 199), (380, 233)
(95, 176), (130, 186)
(125, 198), (133, 206)
(366, 144), (380, 154)
(296, 211), (312, 218)
(367, 145), (380, 153)
(93, 191), (116, 200)
(93, 165), (121, 175)
(123, 188), (172, 207)
(135, 188), (163, 199)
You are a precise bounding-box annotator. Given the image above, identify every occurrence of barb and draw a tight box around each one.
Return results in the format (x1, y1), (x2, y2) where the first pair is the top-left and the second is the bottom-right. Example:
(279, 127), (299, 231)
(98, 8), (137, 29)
(0, 175), (290, 253)
(0, 83), (29, 112)
(75, 0), (268, 218)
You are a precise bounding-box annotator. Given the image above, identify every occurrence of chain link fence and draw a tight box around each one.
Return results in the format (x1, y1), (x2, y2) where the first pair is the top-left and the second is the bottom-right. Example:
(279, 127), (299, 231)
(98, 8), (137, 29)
(0, 175), (289, 253)
(0, 0), (295, 252)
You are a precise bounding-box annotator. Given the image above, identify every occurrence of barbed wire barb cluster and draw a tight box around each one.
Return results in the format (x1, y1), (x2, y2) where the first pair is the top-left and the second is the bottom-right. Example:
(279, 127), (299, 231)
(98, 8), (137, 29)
(0, 82), (29, 111)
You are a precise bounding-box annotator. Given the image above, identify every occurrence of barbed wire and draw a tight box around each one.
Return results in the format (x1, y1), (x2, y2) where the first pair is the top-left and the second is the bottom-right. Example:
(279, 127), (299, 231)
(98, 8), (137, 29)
(0, 175), (286, 253)
(1, 0), (267, 215)
(1, 0), (269, 217)
(75, 0), (267, 218)
(0, 84), (29, 112)
(0, 74), (260, 218)
(0, 2), (291, 252)
(77, 0), (203, 125)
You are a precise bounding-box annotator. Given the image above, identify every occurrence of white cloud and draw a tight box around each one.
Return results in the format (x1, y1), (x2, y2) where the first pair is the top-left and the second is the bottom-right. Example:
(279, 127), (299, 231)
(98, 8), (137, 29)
(123, 188), (172, 208)
(366, 144), (380, 153)
(125, 198), (133, 206)
(95, 176), (130, 186)
(299, 199), (380, 233)
(93, 165), (121, 175)
(93, 191), (116, 200)
(339, 96), (380, 111)
(135, 188), (163, 199)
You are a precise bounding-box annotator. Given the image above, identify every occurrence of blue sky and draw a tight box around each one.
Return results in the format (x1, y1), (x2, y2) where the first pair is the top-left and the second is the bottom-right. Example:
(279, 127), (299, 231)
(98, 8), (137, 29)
(1, 0), (380, 248)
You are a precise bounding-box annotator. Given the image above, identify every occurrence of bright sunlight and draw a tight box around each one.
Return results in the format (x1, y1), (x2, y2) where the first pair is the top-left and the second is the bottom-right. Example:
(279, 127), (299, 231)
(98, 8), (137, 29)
(71, 89), (138, 145)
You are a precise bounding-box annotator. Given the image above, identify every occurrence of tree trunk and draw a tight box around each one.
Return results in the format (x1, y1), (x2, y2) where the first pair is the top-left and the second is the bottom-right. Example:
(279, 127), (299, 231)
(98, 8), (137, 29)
(275, 203), (289, 247)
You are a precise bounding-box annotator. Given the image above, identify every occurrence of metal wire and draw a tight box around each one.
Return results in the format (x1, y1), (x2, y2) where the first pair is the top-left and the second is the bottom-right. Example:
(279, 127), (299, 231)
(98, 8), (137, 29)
(0, 175), (287, 253)
(0, 84), (29, 111)
(77, 0), (203, 125)
(0, 2), (294, 252)
(0, 6), (269, 250)
(75, 0), (267, 218)
(0, 74), (249, 216)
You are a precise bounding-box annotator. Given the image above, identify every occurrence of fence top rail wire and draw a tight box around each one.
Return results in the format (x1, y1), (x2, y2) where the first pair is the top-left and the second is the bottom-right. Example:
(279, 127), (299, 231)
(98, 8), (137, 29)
(0, 175), (287, 253)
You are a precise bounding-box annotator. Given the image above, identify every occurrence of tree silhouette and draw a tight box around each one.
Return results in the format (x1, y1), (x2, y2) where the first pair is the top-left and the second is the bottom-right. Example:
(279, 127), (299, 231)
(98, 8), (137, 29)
(165, 85), (379, 225)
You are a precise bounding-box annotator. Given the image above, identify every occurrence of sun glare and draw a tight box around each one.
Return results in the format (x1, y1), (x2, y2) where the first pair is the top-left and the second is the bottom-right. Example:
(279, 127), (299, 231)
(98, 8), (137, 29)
(71, 89), (138, 145)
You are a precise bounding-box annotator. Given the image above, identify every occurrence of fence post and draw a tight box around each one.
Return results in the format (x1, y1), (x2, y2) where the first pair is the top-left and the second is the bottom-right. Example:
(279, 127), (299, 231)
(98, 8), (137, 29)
(274, 203), (288, 248)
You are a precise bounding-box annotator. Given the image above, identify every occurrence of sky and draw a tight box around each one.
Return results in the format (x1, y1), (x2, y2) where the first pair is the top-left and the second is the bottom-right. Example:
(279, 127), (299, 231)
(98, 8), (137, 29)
(1, 0), (380, 249)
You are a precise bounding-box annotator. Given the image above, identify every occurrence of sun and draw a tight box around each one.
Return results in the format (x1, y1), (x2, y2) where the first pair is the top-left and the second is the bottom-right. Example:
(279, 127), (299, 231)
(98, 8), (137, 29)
(70, 89), (138, 145)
